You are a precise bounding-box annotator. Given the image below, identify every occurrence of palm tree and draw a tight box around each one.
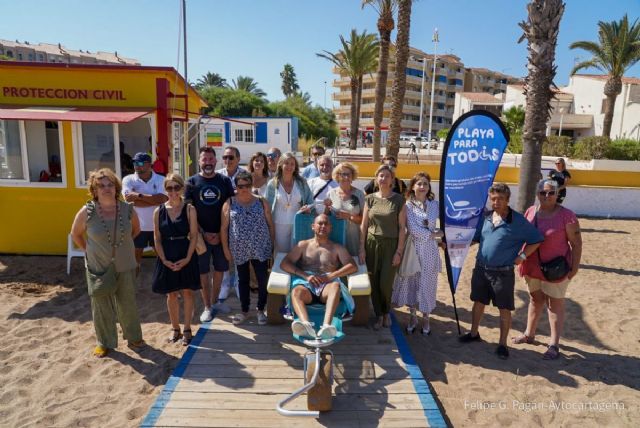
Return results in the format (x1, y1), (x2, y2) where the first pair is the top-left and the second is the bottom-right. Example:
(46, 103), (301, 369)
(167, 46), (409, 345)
(503, 105), (525, 136)
(280, 63), (300, 98)
(317, 30), (378, 150)
(386, 0), (412, 159)
(362, 0), (396, 162)
(570, 14), (640, 138)
(195, 72), (226, 90)
(515, 0), (565, 213)
(230, 76), (267, 98)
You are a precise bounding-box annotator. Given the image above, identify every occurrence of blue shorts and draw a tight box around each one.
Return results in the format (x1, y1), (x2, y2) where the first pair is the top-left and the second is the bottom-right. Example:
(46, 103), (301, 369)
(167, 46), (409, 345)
(198, 242), (229, 274)
(134, 231), (154, 249)
(291, 274), (344, 305)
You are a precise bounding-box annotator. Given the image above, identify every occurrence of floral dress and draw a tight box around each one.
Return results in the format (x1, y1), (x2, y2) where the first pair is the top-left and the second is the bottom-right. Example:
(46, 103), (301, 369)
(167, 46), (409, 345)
(392, 199), (441, 315)
(229, 197), (272, 264)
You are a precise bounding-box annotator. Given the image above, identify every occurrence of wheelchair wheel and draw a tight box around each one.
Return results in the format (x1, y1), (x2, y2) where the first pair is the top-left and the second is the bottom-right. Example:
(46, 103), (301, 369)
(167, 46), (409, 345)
(306, 353), (332, 412)
(266, 294), (285, 325)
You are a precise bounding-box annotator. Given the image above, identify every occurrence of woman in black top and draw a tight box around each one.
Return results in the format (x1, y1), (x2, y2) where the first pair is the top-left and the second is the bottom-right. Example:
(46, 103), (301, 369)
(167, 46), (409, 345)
(548, 158), (571, 204)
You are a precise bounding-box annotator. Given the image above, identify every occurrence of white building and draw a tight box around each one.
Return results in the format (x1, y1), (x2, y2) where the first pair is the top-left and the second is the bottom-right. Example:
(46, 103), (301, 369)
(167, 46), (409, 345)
(453, 92), (505, 121)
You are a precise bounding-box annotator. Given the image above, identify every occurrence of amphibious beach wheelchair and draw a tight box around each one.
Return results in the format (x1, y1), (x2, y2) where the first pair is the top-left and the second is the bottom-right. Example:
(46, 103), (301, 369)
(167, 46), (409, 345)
(266, 213), (370, 416)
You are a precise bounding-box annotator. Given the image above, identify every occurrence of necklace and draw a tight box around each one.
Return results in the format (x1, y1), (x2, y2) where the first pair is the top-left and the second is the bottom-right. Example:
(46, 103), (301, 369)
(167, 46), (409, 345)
(96, 201), (125, 248)
(281, 182), (293, 208)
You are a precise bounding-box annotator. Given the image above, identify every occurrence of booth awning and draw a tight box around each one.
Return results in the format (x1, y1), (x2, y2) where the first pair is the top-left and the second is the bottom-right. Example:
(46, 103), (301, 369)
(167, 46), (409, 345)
(0, 106), (154, 123)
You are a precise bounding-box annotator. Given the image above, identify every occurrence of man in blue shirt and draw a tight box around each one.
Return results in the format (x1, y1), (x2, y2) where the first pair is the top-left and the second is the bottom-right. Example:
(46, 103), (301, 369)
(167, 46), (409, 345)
(301, 145), (325, 179)
(459, 183), (543, 360)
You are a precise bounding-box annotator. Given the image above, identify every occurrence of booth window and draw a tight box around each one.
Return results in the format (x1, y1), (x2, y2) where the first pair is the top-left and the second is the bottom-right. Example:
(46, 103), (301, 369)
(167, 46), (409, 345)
(0, 119), (63, 183)
(234, 129), (244, 142)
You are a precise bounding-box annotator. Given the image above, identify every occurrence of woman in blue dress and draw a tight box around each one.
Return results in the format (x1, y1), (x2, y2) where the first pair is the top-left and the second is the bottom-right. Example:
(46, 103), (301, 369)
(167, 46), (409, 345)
(152, 173), (201, 346)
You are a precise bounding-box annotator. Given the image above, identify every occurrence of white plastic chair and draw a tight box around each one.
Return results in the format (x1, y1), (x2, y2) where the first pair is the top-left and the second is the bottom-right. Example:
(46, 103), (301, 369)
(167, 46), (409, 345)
(67, 234), (85, 275)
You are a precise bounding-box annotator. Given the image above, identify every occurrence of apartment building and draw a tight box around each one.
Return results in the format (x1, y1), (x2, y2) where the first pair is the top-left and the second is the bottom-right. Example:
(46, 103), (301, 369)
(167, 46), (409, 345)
(0, 39), (139, 65)
(332, 45), (519, 140)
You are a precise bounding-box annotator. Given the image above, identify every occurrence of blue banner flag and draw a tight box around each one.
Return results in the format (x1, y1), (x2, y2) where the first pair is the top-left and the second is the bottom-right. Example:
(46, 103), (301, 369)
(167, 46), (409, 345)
(439, 110), (509, 293)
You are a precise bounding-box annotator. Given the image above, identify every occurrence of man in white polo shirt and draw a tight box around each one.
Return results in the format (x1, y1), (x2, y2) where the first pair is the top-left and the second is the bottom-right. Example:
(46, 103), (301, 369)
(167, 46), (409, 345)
(122, 152), (168, 272)
(216, 146), (246, 189)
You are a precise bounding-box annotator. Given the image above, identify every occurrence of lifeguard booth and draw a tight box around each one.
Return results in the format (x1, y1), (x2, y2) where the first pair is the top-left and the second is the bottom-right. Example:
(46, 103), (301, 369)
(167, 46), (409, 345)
(0, 61), (207, 255)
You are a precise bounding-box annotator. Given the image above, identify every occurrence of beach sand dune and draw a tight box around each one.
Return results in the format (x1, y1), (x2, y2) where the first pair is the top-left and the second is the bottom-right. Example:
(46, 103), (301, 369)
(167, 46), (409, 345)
(0, 217), (638, 427)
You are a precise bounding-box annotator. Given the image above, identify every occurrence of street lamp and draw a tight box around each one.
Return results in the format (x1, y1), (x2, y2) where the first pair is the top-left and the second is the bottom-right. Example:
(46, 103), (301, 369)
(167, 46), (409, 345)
(558, 107), (565, 136)
(418, 56), (427, 152)
(427, 28), (439, 156)
(324, 81), (327, 110)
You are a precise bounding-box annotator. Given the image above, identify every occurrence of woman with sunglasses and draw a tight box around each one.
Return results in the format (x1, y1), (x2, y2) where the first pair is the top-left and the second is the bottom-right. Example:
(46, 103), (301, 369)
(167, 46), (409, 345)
(70, 168), (145, 358)
(548, 158), (571, 203)
(392, 173), (444, 335)
(248, 152), (269, 197)
(221, 172), (275, 325)
(513, 179), (582, 360)
(325, 162), (364, 257)
(151, 173), (201, 346)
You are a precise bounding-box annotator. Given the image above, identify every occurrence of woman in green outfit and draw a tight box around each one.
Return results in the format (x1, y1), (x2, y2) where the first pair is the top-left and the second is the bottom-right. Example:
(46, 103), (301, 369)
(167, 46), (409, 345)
(71, 168), (146, 358)
(359, 165), (407, 330)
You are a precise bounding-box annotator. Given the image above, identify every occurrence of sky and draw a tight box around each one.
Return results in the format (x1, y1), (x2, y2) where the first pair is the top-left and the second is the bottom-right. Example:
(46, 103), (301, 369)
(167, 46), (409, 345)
(2, 0), (639, 107)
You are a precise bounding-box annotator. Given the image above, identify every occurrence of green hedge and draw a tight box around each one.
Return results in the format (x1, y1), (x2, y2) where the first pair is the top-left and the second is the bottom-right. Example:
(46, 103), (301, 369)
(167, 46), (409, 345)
(543, 136), (573, 157)
(604, 139), (640, 161)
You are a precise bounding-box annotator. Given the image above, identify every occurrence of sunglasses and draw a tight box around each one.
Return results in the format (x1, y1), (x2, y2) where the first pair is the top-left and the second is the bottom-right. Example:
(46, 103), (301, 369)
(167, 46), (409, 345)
(311, 152), (323, 157)
(133, 161), (146, 167)
(236, 183), (251, 189)
(422, 219), (430, 228)
(266, 153), (279, 160)
(222, 155), (235, 161)
(166, 185), (183, 192)
(97, 183), (115, 189)
(339, 172), (352, 178)
(539, 190), (556, 197)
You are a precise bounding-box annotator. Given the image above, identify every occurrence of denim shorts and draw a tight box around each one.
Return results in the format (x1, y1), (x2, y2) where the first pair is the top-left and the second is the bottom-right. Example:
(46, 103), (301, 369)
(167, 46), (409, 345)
(198, 242), (229, 274)
(470, 263), (515, 310)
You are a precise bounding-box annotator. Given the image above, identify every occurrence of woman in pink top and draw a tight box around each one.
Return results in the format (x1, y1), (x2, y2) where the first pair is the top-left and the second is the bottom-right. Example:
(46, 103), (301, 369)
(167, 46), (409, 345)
(512, 179), (582, 360)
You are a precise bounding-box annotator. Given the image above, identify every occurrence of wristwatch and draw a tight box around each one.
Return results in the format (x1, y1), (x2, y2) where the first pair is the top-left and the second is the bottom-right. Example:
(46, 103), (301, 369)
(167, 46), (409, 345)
(518, 252), (527, 261)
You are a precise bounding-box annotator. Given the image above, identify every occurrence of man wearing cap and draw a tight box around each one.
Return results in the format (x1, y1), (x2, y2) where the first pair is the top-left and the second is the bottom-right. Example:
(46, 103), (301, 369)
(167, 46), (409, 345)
(266, 147), (281, 178)
(122, 152), (168, 272)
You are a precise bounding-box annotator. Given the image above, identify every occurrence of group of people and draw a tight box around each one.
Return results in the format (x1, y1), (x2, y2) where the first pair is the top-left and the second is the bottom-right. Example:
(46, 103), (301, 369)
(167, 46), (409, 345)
(71, 145), (580, 362)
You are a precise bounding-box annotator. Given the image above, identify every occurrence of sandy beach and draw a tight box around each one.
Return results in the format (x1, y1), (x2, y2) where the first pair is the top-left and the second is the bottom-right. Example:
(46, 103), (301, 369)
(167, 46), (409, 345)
(0, 216), (638, 427)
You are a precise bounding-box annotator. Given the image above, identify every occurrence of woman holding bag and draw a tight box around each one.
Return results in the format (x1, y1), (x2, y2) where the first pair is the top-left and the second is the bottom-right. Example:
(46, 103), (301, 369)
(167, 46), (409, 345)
(392, 173), (443, 335)
(70, 168), (145, 358)
(151, 173), (201, 346)
(513, 179), (582, 360)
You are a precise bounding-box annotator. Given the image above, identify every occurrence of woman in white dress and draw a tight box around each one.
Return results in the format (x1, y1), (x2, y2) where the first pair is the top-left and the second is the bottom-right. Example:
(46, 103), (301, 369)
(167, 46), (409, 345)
(392, 172), (443, 335)
(264, 152), (313, 252)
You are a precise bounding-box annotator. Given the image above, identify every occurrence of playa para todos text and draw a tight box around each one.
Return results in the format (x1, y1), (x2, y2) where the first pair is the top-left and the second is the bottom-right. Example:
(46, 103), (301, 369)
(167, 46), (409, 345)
(447, 127), (500, 166)
(464, 399), (626, 413)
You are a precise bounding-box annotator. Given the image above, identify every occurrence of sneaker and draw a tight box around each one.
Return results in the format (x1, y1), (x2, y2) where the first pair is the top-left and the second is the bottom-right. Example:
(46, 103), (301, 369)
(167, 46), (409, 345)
(212, 301), (231, 314)
(256, 310), (267, 325)
(199, 308), (213, 323)
(232, 313), (247, 325)
(291, 320), (316, 338)
(317, 324), (337, 340)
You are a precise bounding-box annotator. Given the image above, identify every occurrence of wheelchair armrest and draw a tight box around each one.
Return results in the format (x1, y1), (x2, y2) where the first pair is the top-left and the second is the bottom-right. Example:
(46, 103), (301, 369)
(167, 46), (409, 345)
(348, 263), (370, 296)
(267, 252), (290, 295)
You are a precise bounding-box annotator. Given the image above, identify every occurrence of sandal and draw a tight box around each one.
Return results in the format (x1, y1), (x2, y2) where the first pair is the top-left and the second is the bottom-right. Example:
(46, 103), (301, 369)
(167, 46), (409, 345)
(182, 329), (192, 346)
(511, 333), (535, 345)
(543, 345), (560, 360)
(93, 346), (109, 358)
(167, 328), (183, 343)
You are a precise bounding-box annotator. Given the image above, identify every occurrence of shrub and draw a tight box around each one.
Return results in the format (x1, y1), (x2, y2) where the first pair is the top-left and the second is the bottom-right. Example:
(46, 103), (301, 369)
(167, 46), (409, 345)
(543, 135), (573, 157)
(605, 139), (640, 161)
(507, 133), (523, 154)
(571, 136), (609, 160)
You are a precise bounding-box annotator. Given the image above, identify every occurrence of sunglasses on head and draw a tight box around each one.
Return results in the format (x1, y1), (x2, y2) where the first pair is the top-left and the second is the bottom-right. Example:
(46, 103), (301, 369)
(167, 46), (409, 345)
(539, 190), (556, 197)
(166, 185), (183, 192)
(222, 155), (235, 161)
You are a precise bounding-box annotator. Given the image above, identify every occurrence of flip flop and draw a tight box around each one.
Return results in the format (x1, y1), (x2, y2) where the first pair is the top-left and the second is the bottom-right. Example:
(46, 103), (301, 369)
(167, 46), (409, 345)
(543, 345), (560, 360)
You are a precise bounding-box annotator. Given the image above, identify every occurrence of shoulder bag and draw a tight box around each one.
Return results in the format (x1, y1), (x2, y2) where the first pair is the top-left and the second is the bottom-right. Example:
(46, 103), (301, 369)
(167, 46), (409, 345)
(86, 202), (118, 298)
(534, 214), (570, 281)
(398, 234), (421, 277)
(187, 203), (207, 256)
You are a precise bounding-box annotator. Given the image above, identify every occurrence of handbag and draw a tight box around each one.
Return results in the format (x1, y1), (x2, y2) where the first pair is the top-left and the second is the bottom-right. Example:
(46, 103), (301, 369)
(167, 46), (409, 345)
(534, 213), (570, 281)
(86, 202), (119, 297)
(398, 235), (421, 277)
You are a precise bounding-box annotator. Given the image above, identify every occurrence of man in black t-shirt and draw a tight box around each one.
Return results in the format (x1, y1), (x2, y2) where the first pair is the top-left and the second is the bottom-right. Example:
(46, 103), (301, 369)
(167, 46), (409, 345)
(185, 147), (235, 322)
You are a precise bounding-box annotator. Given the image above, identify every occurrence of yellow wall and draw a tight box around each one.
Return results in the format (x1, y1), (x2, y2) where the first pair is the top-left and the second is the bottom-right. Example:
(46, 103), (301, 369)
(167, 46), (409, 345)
(0, 64), (206, 255)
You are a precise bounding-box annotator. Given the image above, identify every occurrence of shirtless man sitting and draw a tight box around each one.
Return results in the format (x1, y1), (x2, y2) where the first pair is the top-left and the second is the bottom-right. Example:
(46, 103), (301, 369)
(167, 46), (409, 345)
(280, 214), (357, 340)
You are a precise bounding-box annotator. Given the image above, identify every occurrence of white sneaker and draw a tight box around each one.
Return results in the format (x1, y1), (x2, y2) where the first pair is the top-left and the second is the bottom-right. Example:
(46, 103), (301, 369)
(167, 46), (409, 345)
(199, 308), (213, 323)
(318, 324), (337, 340)
(291, 320), (316, 338)
(212, 301), (231, 314)
(256, 310), (267, 325)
